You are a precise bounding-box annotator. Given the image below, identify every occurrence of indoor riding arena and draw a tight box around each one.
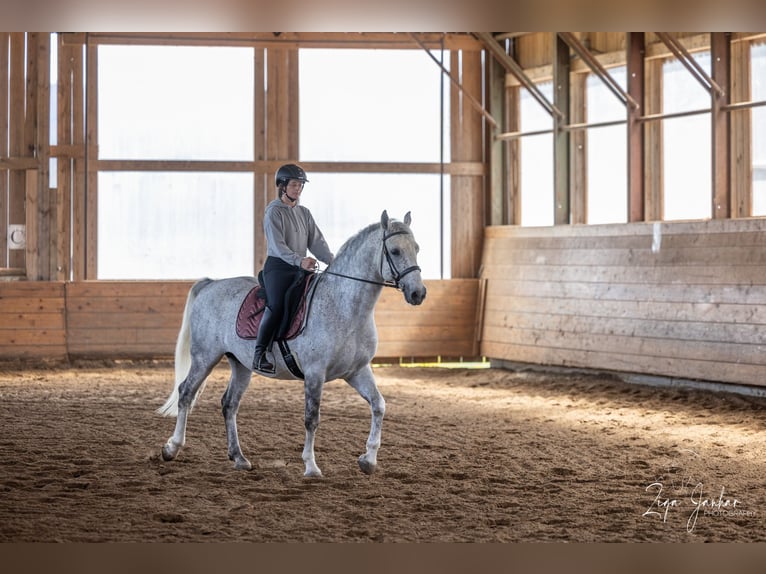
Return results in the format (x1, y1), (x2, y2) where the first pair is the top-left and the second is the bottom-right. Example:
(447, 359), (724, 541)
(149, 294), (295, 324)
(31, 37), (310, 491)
(3, 31), (766, 543)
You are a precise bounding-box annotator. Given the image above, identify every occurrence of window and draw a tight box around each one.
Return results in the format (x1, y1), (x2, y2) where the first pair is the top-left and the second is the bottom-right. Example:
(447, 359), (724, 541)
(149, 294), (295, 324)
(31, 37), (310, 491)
(97, 172), (254, 280)
(98, 45), (254, 160)
(519, 82), (554, 226)
(662, 52), (712, 221)
(299, 49), (450, 278)
(586, 67), (627, 224)
(96, 45), (255, 279)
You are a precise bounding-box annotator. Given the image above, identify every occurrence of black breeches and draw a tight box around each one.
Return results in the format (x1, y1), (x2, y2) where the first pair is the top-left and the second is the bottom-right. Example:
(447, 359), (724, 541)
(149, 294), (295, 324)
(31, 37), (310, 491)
(262, 256), (300, 318)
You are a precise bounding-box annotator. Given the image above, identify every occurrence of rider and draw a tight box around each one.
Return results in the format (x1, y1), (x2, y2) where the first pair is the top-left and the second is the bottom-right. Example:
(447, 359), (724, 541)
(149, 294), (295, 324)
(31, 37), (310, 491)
(253, 163), (335, 373)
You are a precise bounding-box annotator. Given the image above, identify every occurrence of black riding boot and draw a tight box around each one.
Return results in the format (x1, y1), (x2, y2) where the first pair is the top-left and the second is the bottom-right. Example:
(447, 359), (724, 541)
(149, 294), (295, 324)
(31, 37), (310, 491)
(253, 307), (279, 374)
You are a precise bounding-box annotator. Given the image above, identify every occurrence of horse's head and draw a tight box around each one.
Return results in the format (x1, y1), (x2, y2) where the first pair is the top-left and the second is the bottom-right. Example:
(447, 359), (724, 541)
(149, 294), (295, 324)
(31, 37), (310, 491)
(380, 210), (427, 306)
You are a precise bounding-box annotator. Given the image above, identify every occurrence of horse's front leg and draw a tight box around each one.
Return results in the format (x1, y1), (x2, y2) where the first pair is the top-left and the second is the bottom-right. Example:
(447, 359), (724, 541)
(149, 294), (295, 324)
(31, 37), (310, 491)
(302, 377), (325, 477)
(221, 357), (254, 470)
(346, 365), (385, 475)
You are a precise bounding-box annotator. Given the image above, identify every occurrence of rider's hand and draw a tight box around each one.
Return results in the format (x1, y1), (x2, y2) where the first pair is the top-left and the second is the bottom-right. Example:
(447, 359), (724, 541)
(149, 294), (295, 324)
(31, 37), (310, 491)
(300, 257), (318, 271)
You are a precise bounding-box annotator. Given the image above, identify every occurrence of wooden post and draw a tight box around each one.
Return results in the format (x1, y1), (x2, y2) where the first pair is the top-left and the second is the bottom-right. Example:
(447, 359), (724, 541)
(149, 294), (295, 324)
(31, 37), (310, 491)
(56, 34), (73, 281)
(570, 73), (587, 224)
(644, 59), (663, 221)
(553, 35), (571, 225)
(450, 49), (485, 278)
(487, 47), (506, 226)
(711, 32), (731, 219)
(85, 42), (99, 278)
(730, 39), (752, 218)
(8, 33), (26, 270)
(627, 32), (645, 222)
(0, 33), (9, 267)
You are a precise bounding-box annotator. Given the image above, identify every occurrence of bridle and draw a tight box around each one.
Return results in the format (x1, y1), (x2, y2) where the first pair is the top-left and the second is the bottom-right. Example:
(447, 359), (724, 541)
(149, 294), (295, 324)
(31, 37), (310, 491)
(318, 229), (421, 291)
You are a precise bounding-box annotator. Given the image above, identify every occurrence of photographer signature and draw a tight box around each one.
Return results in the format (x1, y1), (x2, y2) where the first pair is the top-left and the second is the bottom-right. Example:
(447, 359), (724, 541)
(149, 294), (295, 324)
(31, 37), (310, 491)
(643, 481), (740, 533)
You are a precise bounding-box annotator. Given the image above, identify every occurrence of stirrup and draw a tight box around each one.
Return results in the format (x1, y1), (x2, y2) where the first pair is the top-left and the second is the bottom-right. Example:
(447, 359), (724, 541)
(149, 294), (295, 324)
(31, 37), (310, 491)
(254, 351), (275, 374)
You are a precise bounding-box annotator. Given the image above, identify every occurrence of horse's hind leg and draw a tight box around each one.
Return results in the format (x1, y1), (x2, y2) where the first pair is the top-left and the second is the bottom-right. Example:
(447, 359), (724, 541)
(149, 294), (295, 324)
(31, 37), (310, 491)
(346, 365), (385, 475)
(161, 355), (219, 462)
(221, 356), (254, 470)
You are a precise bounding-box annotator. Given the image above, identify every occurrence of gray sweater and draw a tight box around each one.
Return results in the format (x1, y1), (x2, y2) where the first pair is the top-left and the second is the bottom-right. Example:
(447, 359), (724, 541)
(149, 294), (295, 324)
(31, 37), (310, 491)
(264, 199), (334, 267)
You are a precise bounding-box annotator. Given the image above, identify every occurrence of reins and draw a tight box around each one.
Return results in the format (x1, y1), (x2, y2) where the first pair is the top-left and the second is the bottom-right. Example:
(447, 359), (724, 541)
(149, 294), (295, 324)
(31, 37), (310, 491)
(315, 229), (420, 291)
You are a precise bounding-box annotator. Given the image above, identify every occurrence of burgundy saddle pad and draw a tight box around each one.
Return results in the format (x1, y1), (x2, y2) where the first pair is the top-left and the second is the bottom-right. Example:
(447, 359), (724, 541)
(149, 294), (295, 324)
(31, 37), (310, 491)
(235, 275), (315, 341)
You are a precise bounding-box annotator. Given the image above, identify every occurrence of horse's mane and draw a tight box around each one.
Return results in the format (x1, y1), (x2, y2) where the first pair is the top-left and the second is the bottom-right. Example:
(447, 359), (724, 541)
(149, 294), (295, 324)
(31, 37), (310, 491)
(332, 218), (411, 267)
(332, 221), (381, 265)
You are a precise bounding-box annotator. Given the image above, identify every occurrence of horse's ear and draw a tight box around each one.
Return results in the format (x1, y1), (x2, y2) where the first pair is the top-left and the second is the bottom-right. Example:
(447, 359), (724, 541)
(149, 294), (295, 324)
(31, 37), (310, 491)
(404, 211), (412, 226)
(381, 210), (389, 230)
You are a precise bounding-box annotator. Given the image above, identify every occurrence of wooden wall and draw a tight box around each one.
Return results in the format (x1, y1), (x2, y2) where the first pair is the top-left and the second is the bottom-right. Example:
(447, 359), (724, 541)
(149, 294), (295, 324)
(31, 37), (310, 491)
(0, 279), (479, 363)
(480, 219), (766, 387)
(0, 282), (66, 360)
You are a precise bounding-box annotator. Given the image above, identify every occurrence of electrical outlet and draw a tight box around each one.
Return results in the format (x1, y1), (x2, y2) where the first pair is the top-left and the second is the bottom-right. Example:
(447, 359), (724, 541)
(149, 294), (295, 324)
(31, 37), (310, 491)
(8, 224), (26, 250)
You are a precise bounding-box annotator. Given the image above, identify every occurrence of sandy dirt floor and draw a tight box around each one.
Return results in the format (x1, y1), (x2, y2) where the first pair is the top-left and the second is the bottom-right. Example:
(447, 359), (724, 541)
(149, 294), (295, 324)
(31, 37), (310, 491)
(1, 362), (765, 542)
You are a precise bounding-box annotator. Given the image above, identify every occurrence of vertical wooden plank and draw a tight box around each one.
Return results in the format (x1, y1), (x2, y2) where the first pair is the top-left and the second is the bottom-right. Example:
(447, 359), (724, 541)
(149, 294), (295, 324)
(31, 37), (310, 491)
(27, 33), (51, 281)
(71, 38), (85, 280)
(451, 49), (484, 279)
(56, 35), (73, 281)
(711, 32), (731, 220)
(254, 47), (267, 272)
(36, 34), (52, 280)
(570, 73), (587, 224)
(8, 33), (26, 269)
(287, 48), (299, 161)
(644, 59), (663, 221)
(507, 84), (521, 226)
(0, 33), (9, 267)
(267, 48), (290, 162)
(487, 50), (506, 226)
(85, 42), (98, 278)
(730, 40), (751, 218)
(627, 32), (645, 222)
(553, 35), (570, 225)
(25, 169), (39, 278)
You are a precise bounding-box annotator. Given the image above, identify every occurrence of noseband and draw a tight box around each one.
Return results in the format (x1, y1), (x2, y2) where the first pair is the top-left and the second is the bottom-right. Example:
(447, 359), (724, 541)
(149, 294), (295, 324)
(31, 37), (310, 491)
(381, 230), (422, 289)
(318, 228), (421, 290)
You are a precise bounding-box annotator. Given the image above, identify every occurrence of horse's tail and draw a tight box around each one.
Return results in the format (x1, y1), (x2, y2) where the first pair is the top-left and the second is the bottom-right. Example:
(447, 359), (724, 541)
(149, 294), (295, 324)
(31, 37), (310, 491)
(156, 278), (213, 417)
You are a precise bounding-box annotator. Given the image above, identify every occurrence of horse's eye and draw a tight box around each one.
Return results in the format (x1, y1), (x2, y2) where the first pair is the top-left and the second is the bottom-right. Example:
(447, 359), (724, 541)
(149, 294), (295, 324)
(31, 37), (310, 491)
(391, 248), (401, 257)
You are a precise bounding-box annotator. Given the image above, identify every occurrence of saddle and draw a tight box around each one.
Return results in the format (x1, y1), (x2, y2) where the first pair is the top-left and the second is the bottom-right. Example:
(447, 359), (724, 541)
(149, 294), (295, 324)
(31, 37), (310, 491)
(235, 269), (317, 341)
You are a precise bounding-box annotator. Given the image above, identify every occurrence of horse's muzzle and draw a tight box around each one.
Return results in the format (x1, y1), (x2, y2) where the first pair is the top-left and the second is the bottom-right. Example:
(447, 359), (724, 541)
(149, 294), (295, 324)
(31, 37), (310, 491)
(405, 285), (427, 306)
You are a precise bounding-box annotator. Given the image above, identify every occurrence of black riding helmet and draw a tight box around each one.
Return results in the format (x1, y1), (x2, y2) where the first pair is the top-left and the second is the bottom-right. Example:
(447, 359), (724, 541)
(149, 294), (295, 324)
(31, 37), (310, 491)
(275, 163), (309, 188)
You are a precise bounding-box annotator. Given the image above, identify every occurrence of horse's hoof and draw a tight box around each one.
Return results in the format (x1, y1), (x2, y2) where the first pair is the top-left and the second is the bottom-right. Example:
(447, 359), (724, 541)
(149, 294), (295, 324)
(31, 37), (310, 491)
(234, 458), (253, 471)
(161, 443), (177, 461)
(357, 455), (377, 475)
(303, 466), (323, 478)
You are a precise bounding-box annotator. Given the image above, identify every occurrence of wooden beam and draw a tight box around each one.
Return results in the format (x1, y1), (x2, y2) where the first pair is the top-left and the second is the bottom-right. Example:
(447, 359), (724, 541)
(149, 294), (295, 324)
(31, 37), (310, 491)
(86, 43), (98, 279)
(476, 32), (562, 120)
(8, 33), (26, 270)
(254, 47), (267, 273)
(627, 32), (645, 222)
(558, 32), (639, 111)
(25, 169), (39, 279)
(644, 59), (663, 221)
(487, 50), (506, 225)
(730, 40), (752, 218)
(570, 73), (587, 224)
(0, 33), (8, 267)
(85, 32), (482, 51)
(553, 35), (571, 225)
(711, 32), (731, 220)
(30, 33), (51, 280)
(56, 34), (73, 281)
(411, 33), (498, 130)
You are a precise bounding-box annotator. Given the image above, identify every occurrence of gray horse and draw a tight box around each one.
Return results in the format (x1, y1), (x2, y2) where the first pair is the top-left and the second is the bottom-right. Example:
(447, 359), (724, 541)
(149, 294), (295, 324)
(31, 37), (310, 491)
(158, 210), (426, 477)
